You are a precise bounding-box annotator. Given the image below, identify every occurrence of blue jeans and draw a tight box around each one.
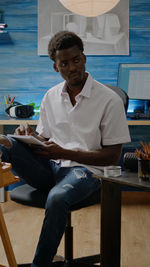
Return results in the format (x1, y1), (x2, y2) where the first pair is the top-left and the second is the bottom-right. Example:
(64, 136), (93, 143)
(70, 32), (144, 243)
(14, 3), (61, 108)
(0, 137), (100, 267)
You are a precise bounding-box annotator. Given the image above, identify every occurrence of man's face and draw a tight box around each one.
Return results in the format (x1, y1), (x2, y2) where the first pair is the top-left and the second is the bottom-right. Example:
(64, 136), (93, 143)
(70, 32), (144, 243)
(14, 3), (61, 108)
(53, 45), (86, 87)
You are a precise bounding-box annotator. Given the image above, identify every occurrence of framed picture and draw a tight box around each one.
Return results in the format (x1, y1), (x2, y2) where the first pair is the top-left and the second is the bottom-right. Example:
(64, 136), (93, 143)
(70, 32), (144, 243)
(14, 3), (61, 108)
(38, 0), (129, 56)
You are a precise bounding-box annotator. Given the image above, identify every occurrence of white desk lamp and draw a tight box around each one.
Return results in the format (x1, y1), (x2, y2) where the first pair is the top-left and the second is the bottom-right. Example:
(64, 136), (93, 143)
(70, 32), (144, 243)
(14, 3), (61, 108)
(59, 0), (120, 17)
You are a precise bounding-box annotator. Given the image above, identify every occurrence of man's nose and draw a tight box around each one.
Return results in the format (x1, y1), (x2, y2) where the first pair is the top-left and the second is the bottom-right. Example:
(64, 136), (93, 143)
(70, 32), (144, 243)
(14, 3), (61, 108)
(68, 62), (76, 72)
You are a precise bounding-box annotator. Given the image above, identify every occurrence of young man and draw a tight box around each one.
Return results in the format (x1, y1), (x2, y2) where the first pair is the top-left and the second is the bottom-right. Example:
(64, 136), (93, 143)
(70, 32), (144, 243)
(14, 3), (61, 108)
(0, 31), (130, 267)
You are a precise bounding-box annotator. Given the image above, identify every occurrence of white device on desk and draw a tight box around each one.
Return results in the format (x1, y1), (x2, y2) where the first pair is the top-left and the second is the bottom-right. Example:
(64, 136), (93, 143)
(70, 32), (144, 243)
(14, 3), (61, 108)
(5, 103), (34, 118)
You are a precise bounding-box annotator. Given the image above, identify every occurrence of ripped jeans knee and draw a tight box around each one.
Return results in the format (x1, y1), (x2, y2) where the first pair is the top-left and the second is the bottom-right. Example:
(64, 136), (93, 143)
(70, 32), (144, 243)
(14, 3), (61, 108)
(45, 166), (100, 210)
(73, 168), (88, 179)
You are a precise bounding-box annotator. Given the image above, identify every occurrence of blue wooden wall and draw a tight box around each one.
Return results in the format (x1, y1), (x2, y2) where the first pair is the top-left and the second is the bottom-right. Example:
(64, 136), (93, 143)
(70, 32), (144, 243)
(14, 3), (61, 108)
(0, 0), (150, 113)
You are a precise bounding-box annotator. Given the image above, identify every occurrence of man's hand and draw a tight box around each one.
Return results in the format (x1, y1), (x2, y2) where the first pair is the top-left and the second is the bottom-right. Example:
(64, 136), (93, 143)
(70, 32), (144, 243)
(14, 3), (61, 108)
(14, 123), (47, 145)
(33, 141), (64, 159)
(15, 123), (36, 136)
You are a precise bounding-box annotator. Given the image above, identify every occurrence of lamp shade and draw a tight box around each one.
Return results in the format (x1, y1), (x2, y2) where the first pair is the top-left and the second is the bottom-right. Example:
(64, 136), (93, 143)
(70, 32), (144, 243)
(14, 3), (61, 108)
(59, 0), (120, 17)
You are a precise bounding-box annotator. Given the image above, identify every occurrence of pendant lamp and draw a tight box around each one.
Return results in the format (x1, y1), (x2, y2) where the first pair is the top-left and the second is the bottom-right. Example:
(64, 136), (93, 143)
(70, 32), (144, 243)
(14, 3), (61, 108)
(59, 0), (120, 17)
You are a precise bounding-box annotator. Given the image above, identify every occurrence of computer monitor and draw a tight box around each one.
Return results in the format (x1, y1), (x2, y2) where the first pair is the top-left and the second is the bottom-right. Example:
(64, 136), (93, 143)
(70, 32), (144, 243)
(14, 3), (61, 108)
(118, 63), (150, 119)
(127, 99), (150, 119)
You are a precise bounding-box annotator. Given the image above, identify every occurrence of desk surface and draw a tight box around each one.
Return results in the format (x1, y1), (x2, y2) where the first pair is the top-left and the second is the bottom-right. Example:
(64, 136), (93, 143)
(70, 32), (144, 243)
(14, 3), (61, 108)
(0, 114), (149, 126)
(0, 114), (39, 125)
(100, 172), (150, 191)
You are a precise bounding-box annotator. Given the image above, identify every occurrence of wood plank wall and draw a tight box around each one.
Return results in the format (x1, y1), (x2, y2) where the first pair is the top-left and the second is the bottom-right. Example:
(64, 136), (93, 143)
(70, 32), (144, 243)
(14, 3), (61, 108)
(0, 0), (150, 113)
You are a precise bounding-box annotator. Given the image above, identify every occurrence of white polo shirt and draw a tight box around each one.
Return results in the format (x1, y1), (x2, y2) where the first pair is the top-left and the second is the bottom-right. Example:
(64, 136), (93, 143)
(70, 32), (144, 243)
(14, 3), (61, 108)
(36, 73), (130, 175)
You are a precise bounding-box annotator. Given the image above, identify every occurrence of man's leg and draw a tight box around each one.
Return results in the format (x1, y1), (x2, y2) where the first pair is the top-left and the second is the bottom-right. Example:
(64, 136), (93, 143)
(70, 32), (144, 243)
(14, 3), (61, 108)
(0, 136), (56, 191)
(32, 166), (100, 267)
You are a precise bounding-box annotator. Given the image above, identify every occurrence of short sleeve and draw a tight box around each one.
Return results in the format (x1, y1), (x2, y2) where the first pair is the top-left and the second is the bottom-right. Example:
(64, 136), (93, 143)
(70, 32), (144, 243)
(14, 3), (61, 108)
(100, 96), (130, 146)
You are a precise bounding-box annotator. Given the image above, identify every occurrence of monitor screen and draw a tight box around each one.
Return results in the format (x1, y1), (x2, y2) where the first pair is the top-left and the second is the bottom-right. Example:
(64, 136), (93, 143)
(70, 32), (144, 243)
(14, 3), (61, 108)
(127, 99), (150, 119)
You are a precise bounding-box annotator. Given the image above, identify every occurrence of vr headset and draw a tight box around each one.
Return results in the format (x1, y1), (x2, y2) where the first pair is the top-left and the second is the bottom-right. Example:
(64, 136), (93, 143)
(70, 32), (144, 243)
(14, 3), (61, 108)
(5, 102), (34, 118)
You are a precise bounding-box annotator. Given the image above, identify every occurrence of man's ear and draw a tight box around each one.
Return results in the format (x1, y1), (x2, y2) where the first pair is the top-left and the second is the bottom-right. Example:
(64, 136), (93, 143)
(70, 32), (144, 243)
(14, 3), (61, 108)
(53, 63), (59, 72)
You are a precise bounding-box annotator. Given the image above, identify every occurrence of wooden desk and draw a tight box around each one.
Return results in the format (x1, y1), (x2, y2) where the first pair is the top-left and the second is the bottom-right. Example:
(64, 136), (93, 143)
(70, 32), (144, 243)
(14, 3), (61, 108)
(100, 172), (150, 267)
(127, 120), (150, 125)
(0, 114), (39, 134)
(0, 163), (19, 267)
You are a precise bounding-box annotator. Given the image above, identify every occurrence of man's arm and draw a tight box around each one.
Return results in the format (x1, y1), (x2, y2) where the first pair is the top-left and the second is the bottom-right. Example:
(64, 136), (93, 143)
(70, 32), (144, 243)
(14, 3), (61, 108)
(14, 124), (122, 166)
(62, 144), (122, 166)
(34, 142), (122, 166)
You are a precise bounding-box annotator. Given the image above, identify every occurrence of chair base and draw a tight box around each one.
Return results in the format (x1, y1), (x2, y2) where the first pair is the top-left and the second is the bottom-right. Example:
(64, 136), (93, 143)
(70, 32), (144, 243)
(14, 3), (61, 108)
(10, 185), (101, 267)
(17, 254), (64, 267)
(18, 254), (100, 267)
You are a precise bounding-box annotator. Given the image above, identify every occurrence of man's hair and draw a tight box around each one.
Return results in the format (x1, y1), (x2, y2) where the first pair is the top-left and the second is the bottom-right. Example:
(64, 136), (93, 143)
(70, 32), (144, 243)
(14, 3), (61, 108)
(48, 31), (84, 61)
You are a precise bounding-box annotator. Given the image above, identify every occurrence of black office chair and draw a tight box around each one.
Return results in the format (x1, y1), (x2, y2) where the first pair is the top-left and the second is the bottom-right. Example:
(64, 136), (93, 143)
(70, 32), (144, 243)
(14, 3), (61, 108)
(10, 85), (129, 267)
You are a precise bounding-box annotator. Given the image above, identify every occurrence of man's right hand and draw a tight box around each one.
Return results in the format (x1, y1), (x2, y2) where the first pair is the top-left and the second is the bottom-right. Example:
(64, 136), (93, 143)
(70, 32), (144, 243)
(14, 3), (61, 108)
(15, 123), (36, 136)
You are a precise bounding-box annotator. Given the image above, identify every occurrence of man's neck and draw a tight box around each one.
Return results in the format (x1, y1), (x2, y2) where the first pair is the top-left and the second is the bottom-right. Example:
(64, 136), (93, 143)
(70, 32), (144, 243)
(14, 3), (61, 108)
(66, 72), (88, 101)
(66, 86), (80, 106)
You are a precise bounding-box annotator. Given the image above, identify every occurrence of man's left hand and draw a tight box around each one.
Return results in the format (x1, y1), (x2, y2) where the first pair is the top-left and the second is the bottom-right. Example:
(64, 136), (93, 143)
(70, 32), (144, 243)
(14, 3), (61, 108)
(33, 141), (64, 159)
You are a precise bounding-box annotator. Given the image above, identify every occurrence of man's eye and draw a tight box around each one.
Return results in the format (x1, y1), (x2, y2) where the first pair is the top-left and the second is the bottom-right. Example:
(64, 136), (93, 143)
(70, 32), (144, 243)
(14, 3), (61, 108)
(61, 62), (67, 67)
(74, 58), (80, 63)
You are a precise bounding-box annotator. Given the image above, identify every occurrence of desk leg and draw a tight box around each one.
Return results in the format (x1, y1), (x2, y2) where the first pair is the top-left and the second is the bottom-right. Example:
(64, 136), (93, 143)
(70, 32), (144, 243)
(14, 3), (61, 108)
(0, 205), (17, 267)
(0, 125), (4, 134)
(0, 125), (5, 203)
(100, 180), (121, 267)
(0, 188), (5, 203)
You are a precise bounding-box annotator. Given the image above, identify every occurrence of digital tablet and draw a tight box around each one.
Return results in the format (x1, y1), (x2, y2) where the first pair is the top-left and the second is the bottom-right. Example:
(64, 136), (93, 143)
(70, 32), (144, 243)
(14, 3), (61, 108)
(7, 134), (47, 146)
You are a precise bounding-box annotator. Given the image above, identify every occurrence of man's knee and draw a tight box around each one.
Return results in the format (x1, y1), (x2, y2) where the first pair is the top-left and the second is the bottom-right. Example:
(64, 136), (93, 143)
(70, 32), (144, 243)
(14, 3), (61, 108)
(45, 188), (67, 210)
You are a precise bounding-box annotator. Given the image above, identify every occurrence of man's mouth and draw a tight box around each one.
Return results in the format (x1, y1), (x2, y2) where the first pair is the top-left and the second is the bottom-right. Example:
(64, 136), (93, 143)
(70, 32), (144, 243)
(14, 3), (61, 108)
(69, 72), (79, 78)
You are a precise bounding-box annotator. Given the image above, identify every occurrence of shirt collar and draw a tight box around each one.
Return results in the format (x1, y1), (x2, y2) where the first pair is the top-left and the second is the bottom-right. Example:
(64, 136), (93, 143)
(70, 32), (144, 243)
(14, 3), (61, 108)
(60, 72), (93, 98)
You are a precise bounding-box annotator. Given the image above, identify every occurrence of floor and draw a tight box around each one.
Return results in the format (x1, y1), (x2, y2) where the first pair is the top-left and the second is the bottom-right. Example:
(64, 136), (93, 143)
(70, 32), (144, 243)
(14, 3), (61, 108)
(0, 192), (150, 267)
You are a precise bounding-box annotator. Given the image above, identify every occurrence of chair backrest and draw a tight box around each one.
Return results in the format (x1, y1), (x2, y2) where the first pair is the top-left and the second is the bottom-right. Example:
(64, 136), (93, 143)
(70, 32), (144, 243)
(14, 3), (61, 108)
(105, 84), (129, 113)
